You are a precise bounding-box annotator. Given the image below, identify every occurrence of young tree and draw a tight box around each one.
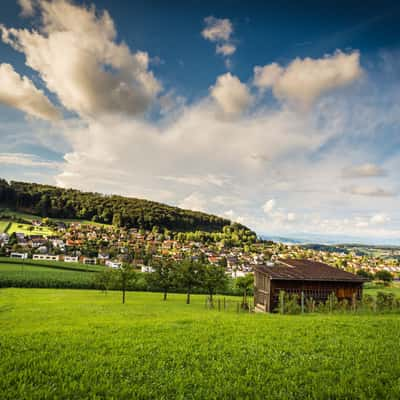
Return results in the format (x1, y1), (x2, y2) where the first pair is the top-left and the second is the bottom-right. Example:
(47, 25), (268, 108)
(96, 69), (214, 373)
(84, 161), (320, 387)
(177, 259), (204, 304)
(375, 270), (393, 283)
(203, 264), (228, 305)
(356, 269), (374, 281)
(102, 263), (137, 304)
(236, 274), (254, 309)
(95, 268), (114, 294)
(146, 258), (177, 301)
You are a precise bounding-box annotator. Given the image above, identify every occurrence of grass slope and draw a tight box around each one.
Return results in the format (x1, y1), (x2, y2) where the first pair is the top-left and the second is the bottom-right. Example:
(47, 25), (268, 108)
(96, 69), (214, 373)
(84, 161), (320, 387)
(5, 222), (56, 236)
(0, 220), (10, 233)
(1, 289), (400, 399)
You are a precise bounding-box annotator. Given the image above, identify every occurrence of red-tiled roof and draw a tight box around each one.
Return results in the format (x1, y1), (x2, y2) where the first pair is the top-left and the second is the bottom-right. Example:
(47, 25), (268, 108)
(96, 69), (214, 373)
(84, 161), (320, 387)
(255, 259), (366, 282)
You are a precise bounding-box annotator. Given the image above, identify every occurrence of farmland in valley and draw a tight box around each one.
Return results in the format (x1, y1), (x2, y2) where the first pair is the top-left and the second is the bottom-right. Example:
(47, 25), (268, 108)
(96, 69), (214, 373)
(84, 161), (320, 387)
(1, 288), (400, 399)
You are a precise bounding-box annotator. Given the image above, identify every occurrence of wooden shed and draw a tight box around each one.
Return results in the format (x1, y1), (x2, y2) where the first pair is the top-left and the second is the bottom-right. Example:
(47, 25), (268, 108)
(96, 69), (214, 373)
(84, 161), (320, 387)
(254, 259), (366, 312)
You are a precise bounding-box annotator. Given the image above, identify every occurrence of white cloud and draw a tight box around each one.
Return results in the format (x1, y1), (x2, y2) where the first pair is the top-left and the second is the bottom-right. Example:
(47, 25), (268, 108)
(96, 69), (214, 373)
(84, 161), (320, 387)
(210, 73), (252, 116)
(342, 185), (396, 197)
(159, 174), (230, 187)
(202, 16), (233, 42)
(0, 152), (61, 169)
(253, 63), (283, 90)
(202, 16), (236, 62)
(1, 0), (160, 119)
(216, 43), (236, 56)
(263, 199), (276, 214)
(18, 0), (35, 17)
(178, 192), (207, 212)
(370, 214), (390, 225)
(342, 163), (386, 178)
(287, 212), (296, 221)
(253, 51), (362, 106)
(0, 63), (61, 121)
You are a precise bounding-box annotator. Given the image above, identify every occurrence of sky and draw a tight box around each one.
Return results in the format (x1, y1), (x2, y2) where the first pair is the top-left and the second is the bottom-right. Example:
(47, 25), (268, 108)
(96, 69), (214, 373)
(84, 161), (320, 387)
(1, 0), (400, 244)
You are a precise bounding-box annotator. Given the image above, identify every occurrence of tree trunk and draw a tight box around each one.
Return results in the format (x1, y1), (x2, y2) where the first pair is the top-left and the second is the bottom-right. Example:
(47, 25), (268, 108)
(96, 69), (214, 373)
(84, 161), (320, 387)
(122, 288), (126, 304)
(209, 291), (214, 307)
(163, 290), (167, 301)
(186, 290), (191, 304)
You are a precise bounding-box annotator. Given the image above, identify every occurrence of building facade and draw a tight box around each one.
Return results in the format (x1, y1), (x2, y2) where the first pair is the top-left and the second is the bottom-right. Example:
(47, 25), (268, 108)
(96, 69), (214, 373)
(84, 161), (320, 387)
(254, 259), (366, 312)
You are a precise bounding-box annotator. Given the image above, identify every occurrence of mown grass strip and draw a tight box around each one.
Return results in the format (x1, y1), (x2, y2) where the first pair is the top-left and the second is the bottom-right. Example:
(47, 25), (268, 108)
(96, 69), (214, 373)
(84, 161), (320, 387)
(0, 257), (107, 273)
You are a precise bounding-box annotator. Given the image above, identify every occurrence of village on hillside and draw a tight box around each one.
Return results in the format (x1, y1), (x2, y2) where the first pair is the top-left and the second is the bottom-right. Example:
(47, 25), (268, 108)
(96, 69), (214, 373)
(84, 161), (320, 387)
(1, 214), (399, 279)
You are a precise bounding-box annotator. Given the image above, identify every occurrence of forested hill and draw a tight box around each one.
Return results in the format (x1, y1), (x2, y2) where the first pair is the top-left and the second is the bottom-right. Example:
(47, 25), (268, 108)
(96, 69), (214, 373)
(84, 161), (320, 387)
(0, 179), (249, 233)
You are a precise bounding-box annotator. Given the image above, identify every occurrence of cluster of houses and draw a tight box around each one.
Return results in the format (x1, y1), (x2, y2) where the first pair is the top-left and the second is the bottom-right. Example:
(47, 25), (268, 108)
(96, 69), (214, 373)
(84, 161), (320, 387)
(1, 219), (399, 278)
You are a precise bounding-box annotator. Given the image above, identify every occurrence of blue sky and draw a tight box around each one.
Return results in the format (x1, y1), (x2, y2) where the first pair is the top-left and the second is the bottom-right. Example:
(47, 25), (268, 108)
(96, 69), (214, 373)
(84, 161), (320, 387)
(1, 0), (400, 243)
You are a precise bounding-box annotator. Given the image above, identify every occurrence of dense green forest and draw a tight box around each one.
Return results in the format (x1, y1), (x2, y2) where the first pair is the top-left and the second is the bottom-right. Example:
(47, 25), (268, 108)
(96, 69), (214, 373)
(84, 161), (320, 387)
(0, 179), (250, 233)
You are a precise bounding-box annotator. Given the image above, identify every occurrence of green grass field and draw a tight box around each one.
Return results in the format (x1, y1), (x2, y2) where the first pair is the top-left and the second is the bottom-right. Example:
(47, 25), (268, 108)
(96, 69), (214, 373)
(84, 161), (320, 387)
(0, 257), (108, 273)
(0, 220), (10, 233)
(0, 289), (400, 399)
(5, 221), (57, 236)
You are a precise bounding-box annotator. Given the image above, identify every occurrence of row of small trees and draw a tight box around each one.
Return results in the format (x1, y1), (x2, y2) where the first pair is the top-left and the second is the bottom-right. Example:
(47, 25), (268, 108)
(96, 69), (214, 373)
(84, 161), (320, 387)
(95, 259), (254, 305)
(277, 291), (400, 314)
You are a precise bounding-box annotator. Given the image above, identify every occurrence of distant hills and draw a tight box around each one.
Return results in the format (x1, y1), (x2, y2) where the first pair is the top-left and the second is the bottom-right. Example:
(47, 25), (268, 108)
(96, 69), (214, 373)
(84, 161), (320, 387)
(261, 233), (400, 247)
(0, 178), (252, 233)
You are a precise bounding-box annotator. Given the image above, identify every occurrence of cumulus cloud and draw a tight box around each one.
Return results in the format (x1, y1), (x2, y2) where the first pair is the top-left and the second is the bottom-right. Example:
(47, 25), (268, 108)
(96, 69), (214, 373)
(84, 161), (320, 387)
(0, 63), (61, 121)
(342, 185), (396, 197)
(341, 163), (386, 178)
(253, 51), (362, 106)
(202, 16), (236, 63)
(253, 63), (283, 90)
(1, 0), (160, 119)
(18, 0), (35, 17)
(210, 73), (252, 116)
(202, 16), (233, 42)
(370, 213), (390, 224)
(216, 43), (236, 56)
(178, 192), (208, 212)
(263, 199), (276, 214)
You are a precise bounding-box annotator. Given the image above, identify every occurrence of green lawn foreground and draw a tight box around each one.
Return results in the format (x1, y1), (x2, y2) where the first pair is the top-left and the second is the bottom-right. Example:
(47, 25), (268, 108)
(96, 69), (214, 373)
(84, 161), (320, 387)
(1, 289), (400, 399)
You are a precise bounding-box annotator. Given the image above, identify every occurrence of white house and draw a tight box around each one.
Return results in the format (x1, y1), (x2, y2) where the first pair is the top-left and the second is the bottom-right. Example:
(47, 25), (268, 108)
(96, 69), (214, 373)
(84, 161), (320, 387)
(83, 257), (97, 265)
(33, 254), (60, 261)
(10, 252), (28, 259)
(64, 256), (78, 263)
(0, 233), (9, 244)
(105, 260), (122, 269)
(141, 265), (156, 273)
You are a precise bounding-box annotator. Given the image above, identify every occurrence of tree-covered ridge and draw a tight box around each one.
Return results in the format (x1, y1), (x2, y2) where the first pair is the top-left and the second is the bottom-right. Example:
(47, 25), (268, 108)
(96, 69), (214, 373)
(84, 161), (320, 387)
(0, 179), (251, 233)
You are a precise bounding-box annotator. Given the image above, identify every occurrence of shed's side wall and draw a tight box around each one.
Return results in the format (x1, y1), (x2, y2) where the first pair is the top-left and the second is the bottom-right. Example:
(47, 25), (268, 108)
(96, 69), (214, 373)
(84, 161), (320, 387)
(269, 280), (363, 312)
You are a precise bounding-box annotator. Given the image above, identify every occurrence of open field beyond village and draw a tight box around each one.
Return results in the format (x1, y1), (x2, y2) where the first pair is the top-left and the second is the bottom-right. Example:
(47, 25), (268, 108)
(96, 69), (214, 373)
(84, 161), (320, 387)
(1, 288), (400, 400)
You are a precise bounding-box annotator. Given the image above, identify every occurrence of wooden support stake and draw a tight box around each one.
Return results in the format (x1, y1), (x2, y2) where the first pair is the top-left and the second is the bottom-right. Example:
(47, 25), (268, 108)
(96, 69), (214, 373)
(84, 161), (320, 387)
(301, 291), (305, 314)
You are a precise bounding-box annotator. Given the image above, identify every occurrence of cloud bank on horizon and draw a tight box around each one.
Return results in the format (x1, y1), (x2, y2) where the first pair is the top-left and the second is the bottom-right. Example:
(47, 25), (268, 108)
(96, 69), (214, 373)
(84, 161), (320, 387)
(1, 0), (400, 243)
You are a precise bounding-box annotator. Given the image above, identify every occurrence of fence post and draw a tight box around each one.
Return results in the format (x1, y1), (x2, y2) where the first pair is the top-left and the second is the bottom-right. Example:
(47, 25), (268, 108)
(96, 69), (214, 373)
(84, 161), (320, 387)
(218, 299), (221, 312)
(301, 291), (305, 314)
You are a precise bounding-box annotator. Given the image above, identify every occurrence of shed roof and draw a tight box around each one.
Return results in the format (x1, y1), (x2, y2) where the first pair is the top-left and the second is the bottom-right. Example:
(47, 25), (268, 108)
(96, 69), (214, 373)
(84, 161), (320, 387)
(255, 259), (366, 282)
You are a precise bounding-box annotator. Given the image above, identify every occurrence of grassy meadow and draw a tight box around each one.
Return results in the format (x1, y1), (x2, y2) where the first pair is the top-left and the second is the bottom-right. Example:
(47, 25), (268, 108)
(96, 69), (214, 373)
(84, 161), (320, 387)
(1, 288), (400, 399)
(0, 220), (10, 233)
(5, 222), (57, 236)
